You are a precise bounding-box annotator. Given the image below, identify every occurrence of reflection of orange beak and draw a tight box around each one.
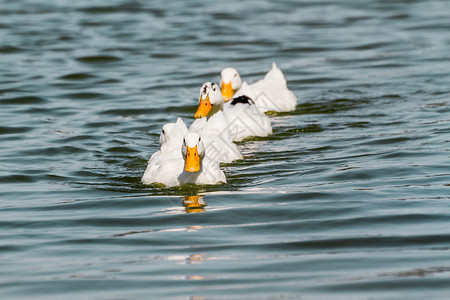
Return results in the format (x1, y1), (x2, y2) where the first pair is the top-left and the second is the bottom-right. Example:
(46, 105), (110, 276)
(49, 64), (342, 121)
(185, 145), (200, 173)
(184, 195), (206, 213)
(184, 196), (206, 209)
(194, 95), (212, 118)
(221, 81), (234, 102)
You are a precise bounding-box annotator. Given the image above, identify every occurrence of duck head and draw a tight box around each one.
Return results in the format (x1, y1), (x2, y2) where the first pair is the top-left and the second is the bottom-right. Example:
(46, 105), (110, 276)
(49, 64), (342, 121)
(220, 67), (242, 101)
(159, 122), (176, 146)
(182, 132), (205, 173)
(159, 118), (189, 152)
(194, 82), (223, 118)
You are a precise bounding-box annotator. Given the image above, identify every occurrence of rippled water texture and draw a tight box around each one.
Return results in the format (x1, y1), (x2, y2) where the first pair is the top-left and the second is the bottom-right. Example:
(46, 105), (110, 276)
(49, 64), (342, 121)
(1, 0), (450, 299)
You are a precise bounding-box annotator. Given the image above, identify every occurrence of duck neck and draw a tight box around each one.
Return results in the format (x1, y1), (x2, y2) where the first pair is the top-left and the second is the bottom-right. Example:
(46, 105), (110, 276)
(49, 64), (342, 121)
(207, 101), (223, 118)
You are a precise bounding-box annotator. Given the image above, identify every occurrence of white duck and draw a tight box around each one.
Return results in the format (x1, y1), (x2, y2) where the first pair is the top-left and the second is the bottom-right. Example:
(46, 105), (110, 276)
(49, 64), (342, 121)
(220, 62), (297, 113)
(144, 118), (188, 176)
(189, 112), (242, 163)
(194, 82), (272, 142)
(141, 122), (226, 187)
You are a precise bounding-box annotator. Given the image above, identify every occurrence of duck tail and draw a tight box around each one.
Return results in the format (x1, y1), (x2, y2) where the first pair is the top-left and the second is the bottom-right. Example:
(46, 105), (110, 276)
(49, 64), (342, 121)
(272, 61), (278, 70)
(265, 62), (286, 86)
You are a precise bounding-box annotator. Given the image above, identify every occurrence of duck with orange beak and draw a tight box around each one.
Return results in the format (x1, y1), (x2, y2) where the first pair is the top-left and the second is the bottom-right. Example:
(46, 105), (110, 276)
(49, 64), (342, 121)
(193, 82), (272, 142)
(182, 132), (204, 173)
(220, 62), (297, 113)
(194, 82), (223, 119)
(179, 132), (226, 185)
(142, 124), (226, 186)
(220, 68), (242, 102)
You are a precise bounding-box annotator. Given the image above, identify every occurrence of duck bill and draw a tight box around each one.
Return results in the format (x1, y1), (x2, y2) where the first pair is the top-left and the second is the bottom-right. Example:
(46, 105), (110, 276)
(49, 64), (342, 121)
(194, 95), (213, 118)
(221, 81), (234, 102)
(185, 145), (200, 173)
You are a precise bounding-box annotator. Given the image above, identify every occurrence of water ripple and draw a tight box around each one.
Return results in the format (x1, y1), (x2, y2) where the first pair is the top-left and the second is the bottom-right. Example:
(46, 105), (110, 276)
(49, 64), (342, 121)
(1, 0), (450, 298)
(75, 55), (122, 64)
(0, 96), (48, 105)
(58, 73), (98, 81)
(0, 126), (32, 135)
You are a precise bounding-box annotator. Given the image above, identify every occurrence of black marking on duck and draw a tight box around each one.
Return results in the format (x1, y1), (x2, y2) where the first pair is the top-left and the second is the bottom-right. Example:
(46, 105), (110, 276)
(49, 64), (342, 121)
(230, 95), (255, 106)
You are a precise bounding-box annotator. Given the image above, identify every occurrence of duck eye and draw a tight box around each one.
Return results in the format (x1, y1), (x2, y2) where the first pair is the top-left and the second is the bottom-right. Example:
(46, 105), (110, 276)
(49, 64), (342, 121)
(234, 74), (237, 77)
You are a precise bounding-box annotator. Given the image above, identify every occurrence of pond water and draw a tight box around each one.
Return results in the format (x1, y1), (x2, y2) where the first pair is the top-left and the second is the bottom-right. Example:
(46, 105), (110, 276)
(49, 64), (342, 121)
(1, 0), (449, 298)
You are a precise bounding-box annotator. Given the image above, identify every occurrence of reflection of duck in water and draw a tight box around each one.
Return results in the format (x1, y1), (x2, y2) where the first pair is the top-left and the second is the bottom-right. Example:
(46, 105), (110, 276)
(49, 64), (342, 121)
(183, 195), (206, 213)
(187, 253), (204, 265)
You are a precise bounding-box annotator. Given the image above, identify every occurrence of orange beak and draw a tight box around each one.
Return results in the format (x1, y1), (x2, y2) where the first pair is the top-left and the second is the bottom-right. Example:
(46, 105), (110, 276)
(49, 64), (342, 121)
(185, 145), (200, 173)
(221, 81), (234, 102)
(194, 95), (213, 118)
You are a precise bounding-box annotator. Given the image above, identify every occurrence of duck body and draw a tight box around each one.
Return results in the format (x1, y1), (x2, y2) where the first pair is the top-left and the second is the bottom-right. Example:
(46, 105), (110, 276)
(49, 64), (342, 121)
(141, 119), (226, 187)
(190, 111), (243, 163)
(221, 62), (297, 113)
(223, 95), (272, 141)
(194, 82), (272, 142)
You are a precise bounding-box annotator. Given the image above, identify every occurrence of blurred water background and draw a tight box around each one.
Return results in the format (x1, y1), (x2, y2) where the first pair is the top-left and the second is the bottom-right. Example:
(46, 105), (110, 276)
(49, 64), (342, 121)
(1, 0), (449, 298)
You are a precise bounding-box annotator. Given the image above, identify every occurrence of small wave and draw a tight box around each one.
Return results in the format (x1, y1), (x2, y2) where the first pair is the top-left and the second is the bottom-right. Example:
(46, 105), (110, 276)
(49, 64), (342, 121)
(361, 135), (418, 146)
(63, 92), (106, 100)
(0, 45), (25, 54)
(78, 4), (143, 14)
(59, 73), (97, 81)
(106, 146), (139, 154)
(19, 146), (88, 156)
(0, 174), (37, 184)
(76, 55), (121, 64)
(280, 46), (330, 53)
(298, 98), (367, 114)
(0, 126), (32, 135)
(0, 96), (47, 105)
(150, 53), (180, 59)
(83, 121), (121, 129)
(101, 105), (187, 117)
(349, 41), (393, 51)
(290, 77), (345, 85)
